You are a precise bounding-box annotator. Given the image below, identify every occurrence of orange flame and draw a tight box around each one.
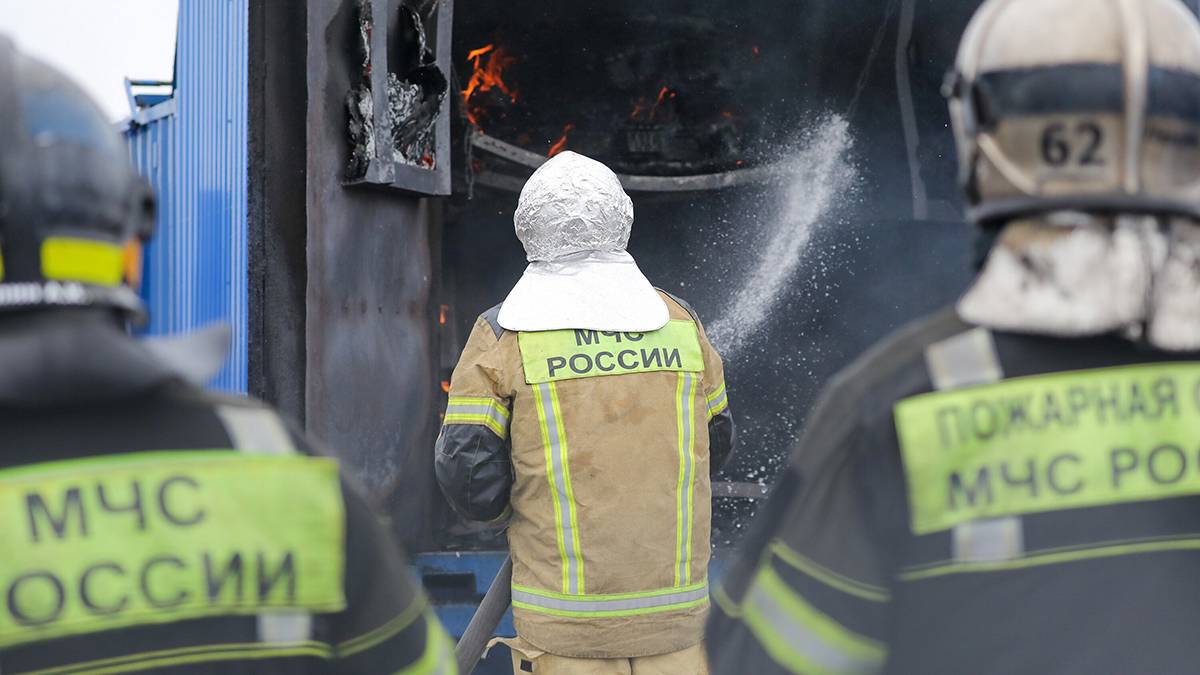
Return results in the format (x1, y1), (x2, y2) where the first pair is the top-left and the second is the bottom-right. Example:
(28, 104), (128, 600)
(462, 43), (518, 128)
(548, 123), (576, 157)
(629, 86), (677, 123)
(648, 87), (676, 123)
(652, 87), (670, 113)
(629, 97), (648, 120)
(467, 44), (494, 62)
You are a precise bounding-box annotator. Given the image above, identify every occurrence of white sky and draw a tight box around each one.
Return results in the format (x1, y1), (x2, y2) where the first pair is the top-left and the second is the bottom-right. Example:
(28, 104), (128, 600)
(0, 0), (178, 121)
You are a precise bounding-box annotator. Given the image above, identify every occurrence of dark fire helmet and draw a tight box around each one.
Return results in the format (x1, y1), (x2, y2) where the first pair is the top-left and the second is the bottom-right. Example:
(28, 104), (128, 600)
(0, 36), (154, 319)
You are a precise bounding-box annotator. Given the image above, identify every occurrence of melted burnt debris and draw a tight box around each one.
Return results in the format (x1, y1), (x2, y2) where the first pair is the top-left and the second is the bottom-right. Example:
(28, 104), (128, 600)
(347, 0), (448, 179)
(346, 0), (374, 179)
(389, 5), (447, 168)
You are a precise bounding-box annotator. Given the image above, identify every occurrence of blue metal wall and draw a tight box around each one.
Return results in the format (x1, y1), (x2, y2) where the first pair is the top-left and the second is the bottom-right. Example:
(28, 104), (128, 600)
(125, 0), (249, 392)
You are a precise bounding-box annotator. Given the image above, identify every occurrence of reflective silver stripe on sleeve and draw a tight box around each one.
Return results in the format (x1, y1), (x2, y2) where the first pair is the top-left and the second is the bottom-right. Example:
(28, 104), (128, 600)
(747, 583), (883, 675)
(536, 382), (583, 595)
(676, 373), (697, 586)
(953, 516), (1024, 563)
(926, 329), (1023, 562)
(445, 403), (506, 418)
(511, 583), (708, 614)
(706, 385), (728, 418)
(257, 611), (312, 643)
(924, 327), (1003, 391)
(444, 397), (510, 438)
(223, 410), (306, 641)
(217, 406), (296, 455)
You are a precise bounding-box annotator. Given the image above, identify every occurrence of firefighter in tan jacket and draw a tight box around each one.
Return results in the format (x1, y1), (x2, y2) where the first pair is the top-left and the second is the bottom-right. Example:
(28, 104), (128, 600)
(436, 151), (736, 674)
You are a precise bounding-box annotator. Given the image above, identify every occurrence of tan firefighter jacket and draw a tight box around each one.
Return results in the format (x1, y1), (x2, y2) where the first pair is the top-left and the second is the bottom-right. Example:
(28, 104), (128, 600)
(435, 290), (736, 658)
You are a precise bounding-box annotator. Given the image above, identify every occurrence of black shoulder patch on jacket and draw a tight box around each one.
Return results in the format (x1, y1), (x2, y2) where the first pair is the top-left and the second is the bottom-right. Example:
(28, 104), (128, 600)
(656, 288), (701, 324)
(480, 303), (504, 340)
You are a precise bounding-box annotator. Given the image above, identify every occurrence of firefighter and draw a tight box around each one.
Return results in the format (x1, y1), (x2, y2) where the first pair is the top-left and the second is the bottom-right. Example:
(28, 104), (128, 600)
(436, 151), (736, 674)
(0, 38), (453, 674)
(707, 0), (1200, 672)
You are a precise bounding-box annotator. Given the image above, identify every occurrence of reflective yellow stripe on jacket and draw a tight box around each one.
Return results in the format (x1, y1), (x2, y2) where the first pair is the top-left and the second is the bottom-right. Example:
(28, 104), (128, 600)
(675, 372), (698, 587)
(444, 396), (510, 439)
(511, 581), (709, 618)
(395, 614), (456, 675)
(742, 566), (886, 675)
(532, 382), (585, 595)
(706, 381), (728, 420)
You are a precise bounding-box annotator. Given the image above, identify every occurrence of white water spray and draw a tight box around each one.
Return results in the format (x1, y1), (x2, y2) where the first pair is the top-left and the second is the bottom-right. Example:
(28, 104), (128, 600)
(706, 116), (858, 355)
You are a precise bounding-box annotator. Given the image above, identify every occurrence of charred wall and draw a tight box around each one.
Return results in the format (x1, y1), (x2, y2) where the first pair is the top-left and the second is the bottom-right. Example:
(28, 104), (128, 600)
(248, 0), (308, 424)
(248, 0), (443, 549)
(306, 0), (442, 549)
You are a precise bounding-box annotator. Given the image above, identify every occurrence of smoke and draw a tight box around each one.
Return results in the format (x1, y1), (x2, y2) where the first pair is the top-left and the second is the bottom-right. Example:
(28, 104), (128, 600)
(706, 115), (859, 354)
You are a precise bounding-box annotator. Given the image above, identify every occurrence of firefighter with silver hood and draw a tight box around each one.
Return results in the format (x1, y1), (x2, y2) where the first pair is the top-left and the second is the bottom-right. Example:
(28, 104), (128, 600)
(708, 0), (1200, 673)
(437, 151), (735, 673)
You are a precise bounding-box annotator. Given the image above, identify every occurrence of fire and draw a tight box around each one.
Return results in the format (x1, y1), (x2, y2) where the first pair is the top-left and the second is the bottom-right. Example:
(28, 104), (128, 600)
(649, 87), (675, 122)
(629, 97), (648, 120)
(467, 44), (494, 62)
(462, 43), (518, 128)
(629, 86), (677, 123)
(548, 123), (576, 157)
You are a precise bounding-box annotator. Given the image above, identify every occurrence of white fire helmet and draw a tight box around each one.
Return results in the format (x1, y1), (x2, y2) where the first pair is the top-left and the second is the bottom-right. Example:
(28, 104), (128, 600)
(945, 0), (1200, 226)
(497, 151), (669, 333)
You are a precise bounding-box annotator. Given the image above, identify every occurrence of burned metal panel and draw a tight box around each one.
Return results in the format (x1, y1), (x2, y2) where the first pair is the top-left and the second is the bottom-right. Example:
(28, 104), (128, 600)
(345, 0), (453, 195)
(125, 0), (249, 393)
(248, 0), (309, 422)
(307, 0), (443, 549)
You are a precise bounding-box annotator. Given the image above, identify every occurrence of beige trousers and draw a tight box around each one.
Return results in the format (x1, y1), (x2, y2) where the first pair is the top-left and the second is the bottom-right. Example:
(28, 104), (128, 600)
(492, 637), (709, 675)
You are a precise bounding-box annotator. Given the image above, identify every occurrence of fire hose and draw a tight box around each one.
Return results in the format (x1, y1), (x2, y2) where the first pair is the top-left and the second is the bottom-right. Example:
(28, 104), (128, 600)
(455, 555), (514, 675)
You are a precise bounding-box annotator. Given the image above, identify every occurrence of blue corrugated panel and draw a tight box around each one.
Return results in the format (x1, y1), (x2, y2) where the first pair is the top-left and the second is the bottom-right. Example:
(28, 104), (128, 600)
(124, 0), (249, 393)
(125, 111), (178, 337)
